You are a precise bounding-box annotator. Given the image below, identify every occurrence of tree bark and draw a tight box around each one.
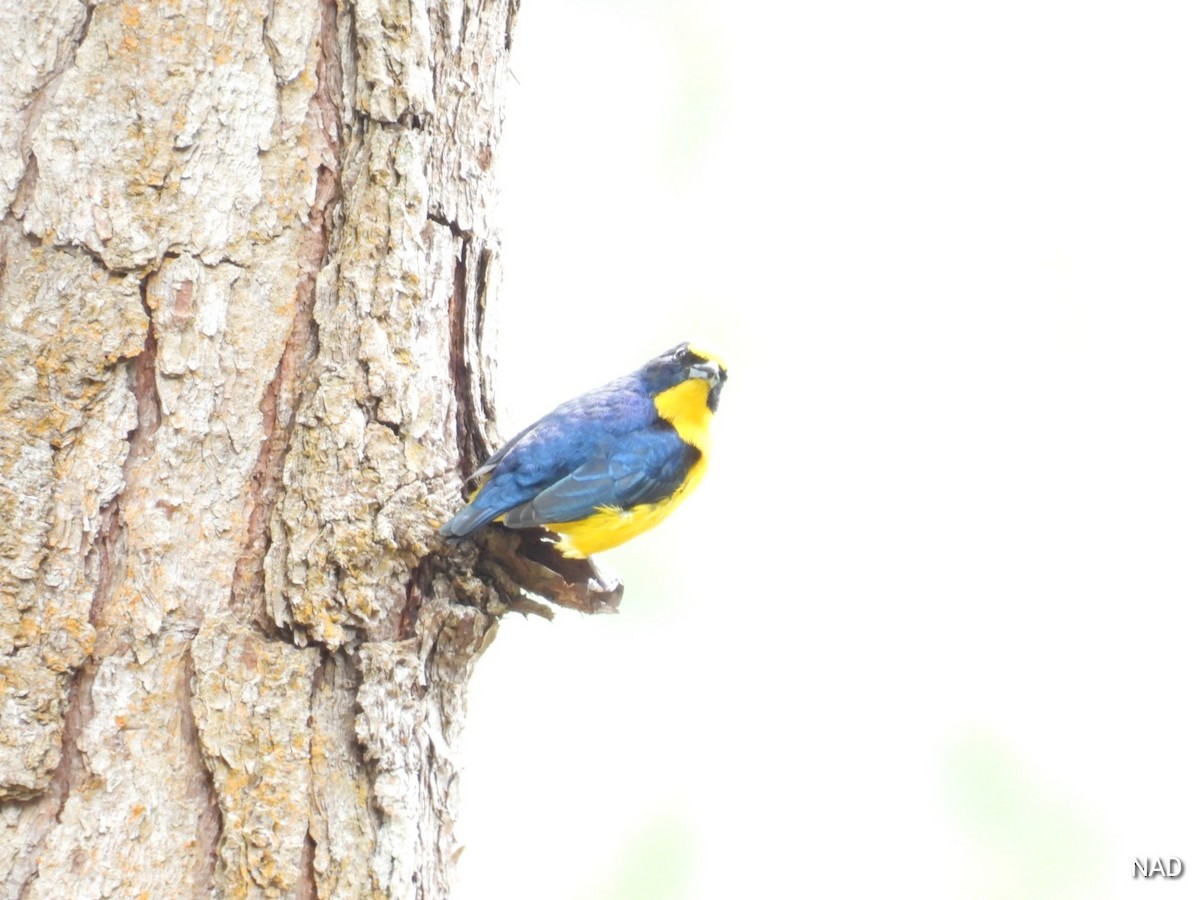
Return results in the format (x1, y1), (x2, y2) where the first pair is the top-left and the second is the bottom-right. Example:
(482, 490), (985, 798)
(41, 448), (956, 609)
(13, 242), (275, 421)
(0, 1), (616, 897)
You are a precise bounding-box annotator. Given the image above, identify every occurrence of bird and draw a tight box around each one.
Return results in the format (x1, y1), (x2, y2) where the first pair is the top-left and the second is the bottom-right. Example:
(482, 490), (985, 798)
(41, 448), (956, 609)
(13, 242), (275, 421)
(440, 342), (728, 558)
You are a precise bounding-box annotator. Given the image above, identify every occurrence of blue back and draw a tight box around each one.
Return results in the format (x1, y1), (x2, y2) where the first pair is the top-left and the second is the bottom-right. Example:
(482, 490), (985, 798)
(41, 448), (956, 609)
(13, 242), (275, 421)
(441, 373), (692, 536)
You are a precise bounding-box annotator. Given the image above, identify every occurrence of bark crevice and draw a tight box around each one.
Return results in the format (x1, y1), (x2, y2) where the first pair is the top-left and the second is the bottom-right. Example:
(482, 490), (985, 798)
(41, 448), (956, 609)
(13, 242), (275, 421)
(10, 264), (161, 893)
(230, 161), (337, 629)
(181, 642), (222, 896)
(447, 236), (481, 481)
(232, 0), (342, 632)
(296, 829), (318, 900)
(9, 660), (93, 900)
(130, 275), (163, 456)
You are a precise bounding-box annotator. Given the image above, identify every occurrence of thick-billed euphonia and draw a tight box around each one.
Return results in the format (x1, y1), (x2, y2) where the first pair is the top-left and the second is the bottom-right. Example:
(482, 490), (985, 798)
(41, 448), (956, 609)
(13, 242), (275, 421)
(440, 342), (728, 558)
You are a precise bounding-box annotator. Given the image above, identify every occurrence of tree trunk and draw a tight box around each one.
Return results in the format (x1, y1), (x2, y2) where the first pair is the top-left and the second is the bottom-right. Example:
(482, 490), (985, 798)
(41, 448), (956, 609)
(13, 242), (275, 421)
(0, 1), (616, 897)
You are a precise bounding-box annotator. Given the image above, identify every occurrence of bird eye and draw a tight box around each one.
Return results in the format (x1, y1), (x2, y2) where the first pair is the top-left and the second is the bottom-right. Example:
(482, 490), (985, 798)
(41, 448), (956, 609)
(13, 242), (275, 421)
(673, 346), (688, 361)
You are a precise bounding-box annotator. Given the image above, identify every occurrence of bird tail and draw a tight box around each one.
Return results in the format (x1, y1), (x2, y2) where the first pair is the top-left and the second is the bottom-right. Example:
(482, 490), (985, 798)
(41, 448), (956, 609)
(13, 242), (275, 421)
(439, 500), (502, 538)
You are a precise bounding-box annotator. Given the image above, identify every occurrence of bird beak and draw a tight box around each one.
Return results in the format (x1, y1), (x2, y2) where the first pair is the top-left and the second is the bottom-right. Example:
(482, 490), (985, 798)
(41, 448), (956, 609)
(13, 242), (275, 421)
(688, 361), (725, 387)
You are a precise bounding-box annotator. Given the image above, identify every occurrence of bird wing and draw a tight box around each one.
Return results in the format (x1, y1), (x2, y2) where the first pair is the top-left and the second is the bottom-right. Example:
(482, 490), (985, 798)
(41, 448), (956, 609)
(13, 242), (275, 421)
(467, 419), (540, 482)
(502, 424), (699, 528)
(440, 381), (657, 537)
(468, 378), (651, 483)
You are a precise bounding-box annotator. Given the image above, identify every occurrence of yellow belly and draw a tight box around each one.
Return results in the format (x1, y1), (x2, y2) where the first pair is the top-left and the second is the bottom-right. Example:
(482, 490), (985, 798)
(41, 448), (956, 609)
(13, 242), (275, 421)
(548, 456), (708, 558)
(540, 373), (717, 557)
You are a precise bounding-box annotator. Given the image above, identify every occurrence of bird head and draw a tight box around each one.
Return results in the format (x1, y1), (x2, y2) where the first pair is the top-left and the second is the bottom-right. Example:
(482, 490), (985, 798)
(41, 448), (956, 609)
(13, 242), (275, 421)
(639, 342), (729, 412)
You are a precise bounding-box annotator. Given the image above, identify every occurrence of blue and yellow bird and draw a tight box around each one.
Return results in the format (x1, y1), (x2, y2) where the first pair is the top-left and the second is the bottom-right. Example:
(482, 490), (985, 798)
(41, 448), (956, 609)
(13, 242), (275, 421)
(440, 342), (728, 558)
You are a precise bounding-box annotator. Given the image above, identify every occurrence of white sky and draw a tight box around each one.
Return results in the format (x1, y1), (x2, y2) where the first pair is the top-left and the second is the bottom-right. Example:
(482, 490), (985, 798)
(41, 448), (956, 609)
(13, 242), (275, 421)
(457, 2), (1200, 897)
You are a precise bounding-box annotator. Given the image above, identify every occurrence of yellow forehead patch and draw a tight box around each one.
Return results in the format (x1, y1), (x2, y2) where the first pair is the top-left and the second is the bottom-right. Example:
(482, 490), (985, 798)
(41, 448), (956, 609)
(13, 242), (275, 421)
(685, 344), (727, 371)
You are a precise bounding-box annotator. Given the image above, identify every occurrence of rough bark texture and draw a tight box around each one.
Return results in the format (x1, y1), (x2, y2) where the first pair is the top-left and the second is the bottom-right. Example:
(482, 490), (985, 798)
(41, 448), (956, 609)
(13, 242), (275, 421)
(0, 1), (617, 898)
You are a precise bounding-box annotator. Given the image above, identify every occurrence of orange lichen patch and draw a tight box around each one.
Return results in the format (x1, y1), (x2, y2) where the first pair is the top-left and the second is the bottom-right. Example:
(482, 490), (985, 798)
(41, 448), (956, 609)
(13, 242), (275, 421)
(169, 105), (189, 136)
(18, 615), (40, 645)
(62, 616), (93, 643)
(309, 730), (328, 766)
(296, 65), (317, 93)
(142, 167), (167, 189)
